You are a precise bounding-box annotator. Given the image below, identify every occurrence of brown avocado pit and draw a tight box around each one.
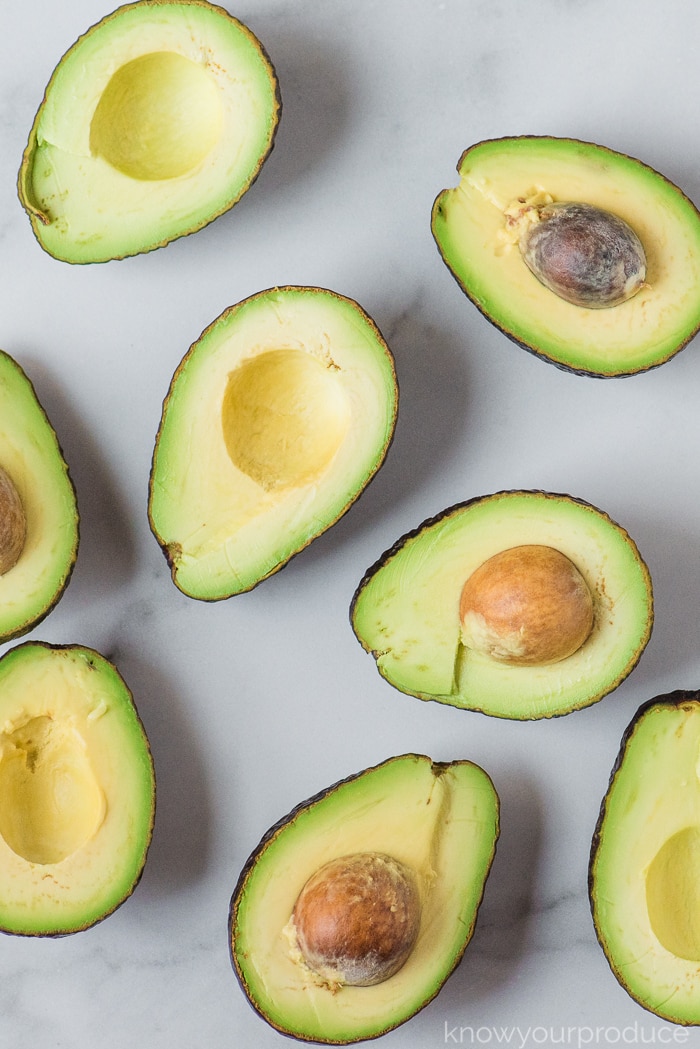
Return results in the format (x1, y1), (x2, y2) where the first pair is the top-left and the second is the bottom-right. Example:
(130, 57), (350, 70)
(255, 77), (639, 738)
(518, 201), (647, 309)
(459, 544), (595, 666)
(289, 852), (421, 988)
(0, 466), (27, 576)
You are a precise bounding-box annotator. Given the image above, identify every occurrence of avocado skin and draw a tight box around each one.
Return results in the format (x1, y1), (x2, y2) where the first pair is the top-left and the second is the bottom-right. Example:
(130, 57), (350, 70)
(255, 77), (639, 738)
(0, 641), (155, 938)
(0, 351), (79, 643)
(432, 135), (700, 378)
(350, 489), (654, 720)
(229, 754), (499, 1044)
(588, 690), (700, 1024)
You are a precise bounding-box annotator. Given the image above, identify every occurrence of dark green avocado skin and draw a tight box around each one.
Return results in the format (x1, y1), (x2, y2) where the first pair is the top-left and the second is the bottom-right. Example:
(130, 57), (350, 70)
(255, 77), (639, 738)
(588, 690), (700, 1025)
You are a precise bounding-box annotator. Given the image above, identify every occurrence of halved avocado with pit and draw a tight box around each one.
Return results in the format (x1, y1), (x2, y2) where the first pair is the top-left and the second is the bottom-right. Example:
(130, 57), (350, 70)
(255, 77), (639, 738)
(229, 753), (499, 1044)
(432, 136), (700, 376)
(0, 642), (155, 936)
(0, 350), (79, 643)
(351, 490), (653, 719)
(18, 0), (281, 263)
(590, 692), (700, 1024)
(148, 286), (398, 600)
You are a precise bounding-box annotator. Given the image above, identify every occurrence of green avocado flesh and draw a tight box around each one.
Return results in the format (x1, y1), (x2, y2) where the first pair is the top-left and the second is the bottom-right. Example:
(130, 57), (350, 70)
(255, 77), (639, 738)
(432, 136), (700, 376)
(229, 753), (499, 1044)
(148, 287), (398, 600)
(590, 693), (700, 1024)
(351, 491), (653, 720)
(0, 642), (155, 936)
(18, 0), (280, 263)
(0, 351), (78, 643)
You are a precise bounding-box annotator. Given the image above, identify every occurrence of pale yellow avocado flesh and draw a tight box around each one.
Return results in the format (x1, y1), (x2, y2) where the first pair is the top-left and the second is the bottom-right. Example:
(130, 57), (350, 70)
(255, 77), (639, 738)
(230, 754), (499, 1044)
(148, 287), (398, 600)
(432, 137), (700, 375)
(18, 0), (280, 263)
(351, 491), (653, 719)
(590, 695), (700, 1024)
(0, 351), (78, 643)
(0, 643), (155, 936)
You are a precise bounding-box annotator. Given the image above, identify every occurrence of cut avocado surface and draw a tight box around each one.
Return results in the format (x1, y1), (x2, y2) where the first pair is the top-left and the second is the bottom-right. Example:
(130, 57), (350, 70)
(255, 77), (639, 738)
(0, 350), (79, 643)
(590, 692), (700, 1024)
(432, 136), (700, 376)
(351, 490), (653, 719)
(229, 753), (499, 1044)
(18, 0), (280, 263)
(0, 642), (155, 936)
(148, 286), (398, 600)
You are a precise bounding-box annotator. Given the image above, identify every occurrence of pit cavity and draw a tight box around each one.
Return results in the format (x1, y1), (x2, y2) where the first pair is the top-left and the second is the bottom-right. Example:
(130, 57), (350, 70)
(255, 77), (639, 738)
(90, 51), (223, 180)
(646, 826), (700, 961)
(0, 715), (105, 865)
(222, 349), (352, 491)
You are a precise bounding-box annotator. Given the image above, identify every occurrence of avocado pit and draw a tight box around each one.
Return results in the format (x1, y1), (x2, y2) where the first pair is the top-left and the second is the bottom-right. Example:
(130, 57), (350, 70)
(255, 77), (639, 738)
(459, 544), (594, 666)
(517, 201), (647, 308)
(0, 465), (27, 576)
(289, 852), (421, 988)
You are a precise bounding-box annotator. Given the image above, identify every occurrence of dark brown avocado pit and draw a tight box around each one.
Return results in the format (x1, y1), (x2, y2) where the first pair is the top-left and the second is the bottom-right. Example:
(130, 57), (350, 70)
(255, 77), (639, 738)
(0, 466), (27, 576)
(290, 852), (421, 987)
(459, 544), (595, 666)
(519, 202), (647, 308)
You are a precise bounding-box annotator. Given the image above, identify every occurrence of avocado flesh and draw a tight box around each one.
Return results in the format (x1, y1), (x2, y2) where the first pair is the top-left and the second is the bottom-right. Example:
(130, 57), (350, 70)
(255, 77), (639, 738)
(148, 287), (398, 600)
(0, 642), (155, 936)
(351, 491), (653, 719)
(18, 0), (280, 263)
(432, 136), (700, 376)
(590, 693), (700, 1024)
(0, 351), (78, 643)
(230, 753), (499, 1044)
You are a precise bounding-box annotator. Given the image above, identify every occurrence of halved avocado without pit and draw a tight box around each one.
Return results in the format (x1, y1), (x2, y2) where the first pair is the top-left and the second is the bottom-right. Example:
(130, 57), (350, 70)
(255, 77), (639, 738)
(0, 350), (78, 644)
(0, 642), (155, 936)
(590, 692), (700, 1024)
(148, 286), (398, 600)
(18, 0), (281, 263)
(351, 490), (653, 719)
(229, 753), (499, 1044)
(432, 136), (700, 376)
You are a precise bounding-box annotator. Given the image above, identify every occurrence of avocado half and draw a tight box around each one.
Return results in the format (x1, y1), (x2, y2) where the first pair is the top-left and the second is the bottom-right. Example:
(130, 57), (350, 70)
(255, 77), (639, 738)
(0, 642), (155, 936)
(351, 490), (653, 719)
(148, 286), (398, 600)
(229, 753), (499, 1044)
(18, 0), (281, 263)
(432, 136), (700, 376)
(590, 692), (700, 1024)
(0, 350), (79, 643)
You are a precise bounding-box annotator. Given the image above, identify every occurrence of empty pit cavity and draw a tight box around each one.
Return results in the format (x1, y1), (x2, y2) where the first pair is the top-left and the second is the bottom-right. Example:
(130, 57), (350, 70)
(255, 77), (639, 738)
(646, 826), (700, 961)
(0, 715), (105, 865)
(222, 349), (352, 491)
(90, 51), (223, 180)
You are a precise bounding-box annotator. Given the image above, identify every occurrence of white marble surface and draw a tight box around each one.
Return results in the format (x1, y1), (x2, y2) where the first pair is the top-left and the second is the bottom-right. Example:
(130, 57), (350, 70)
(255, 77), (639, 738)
(3, 0), (700, 1045)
